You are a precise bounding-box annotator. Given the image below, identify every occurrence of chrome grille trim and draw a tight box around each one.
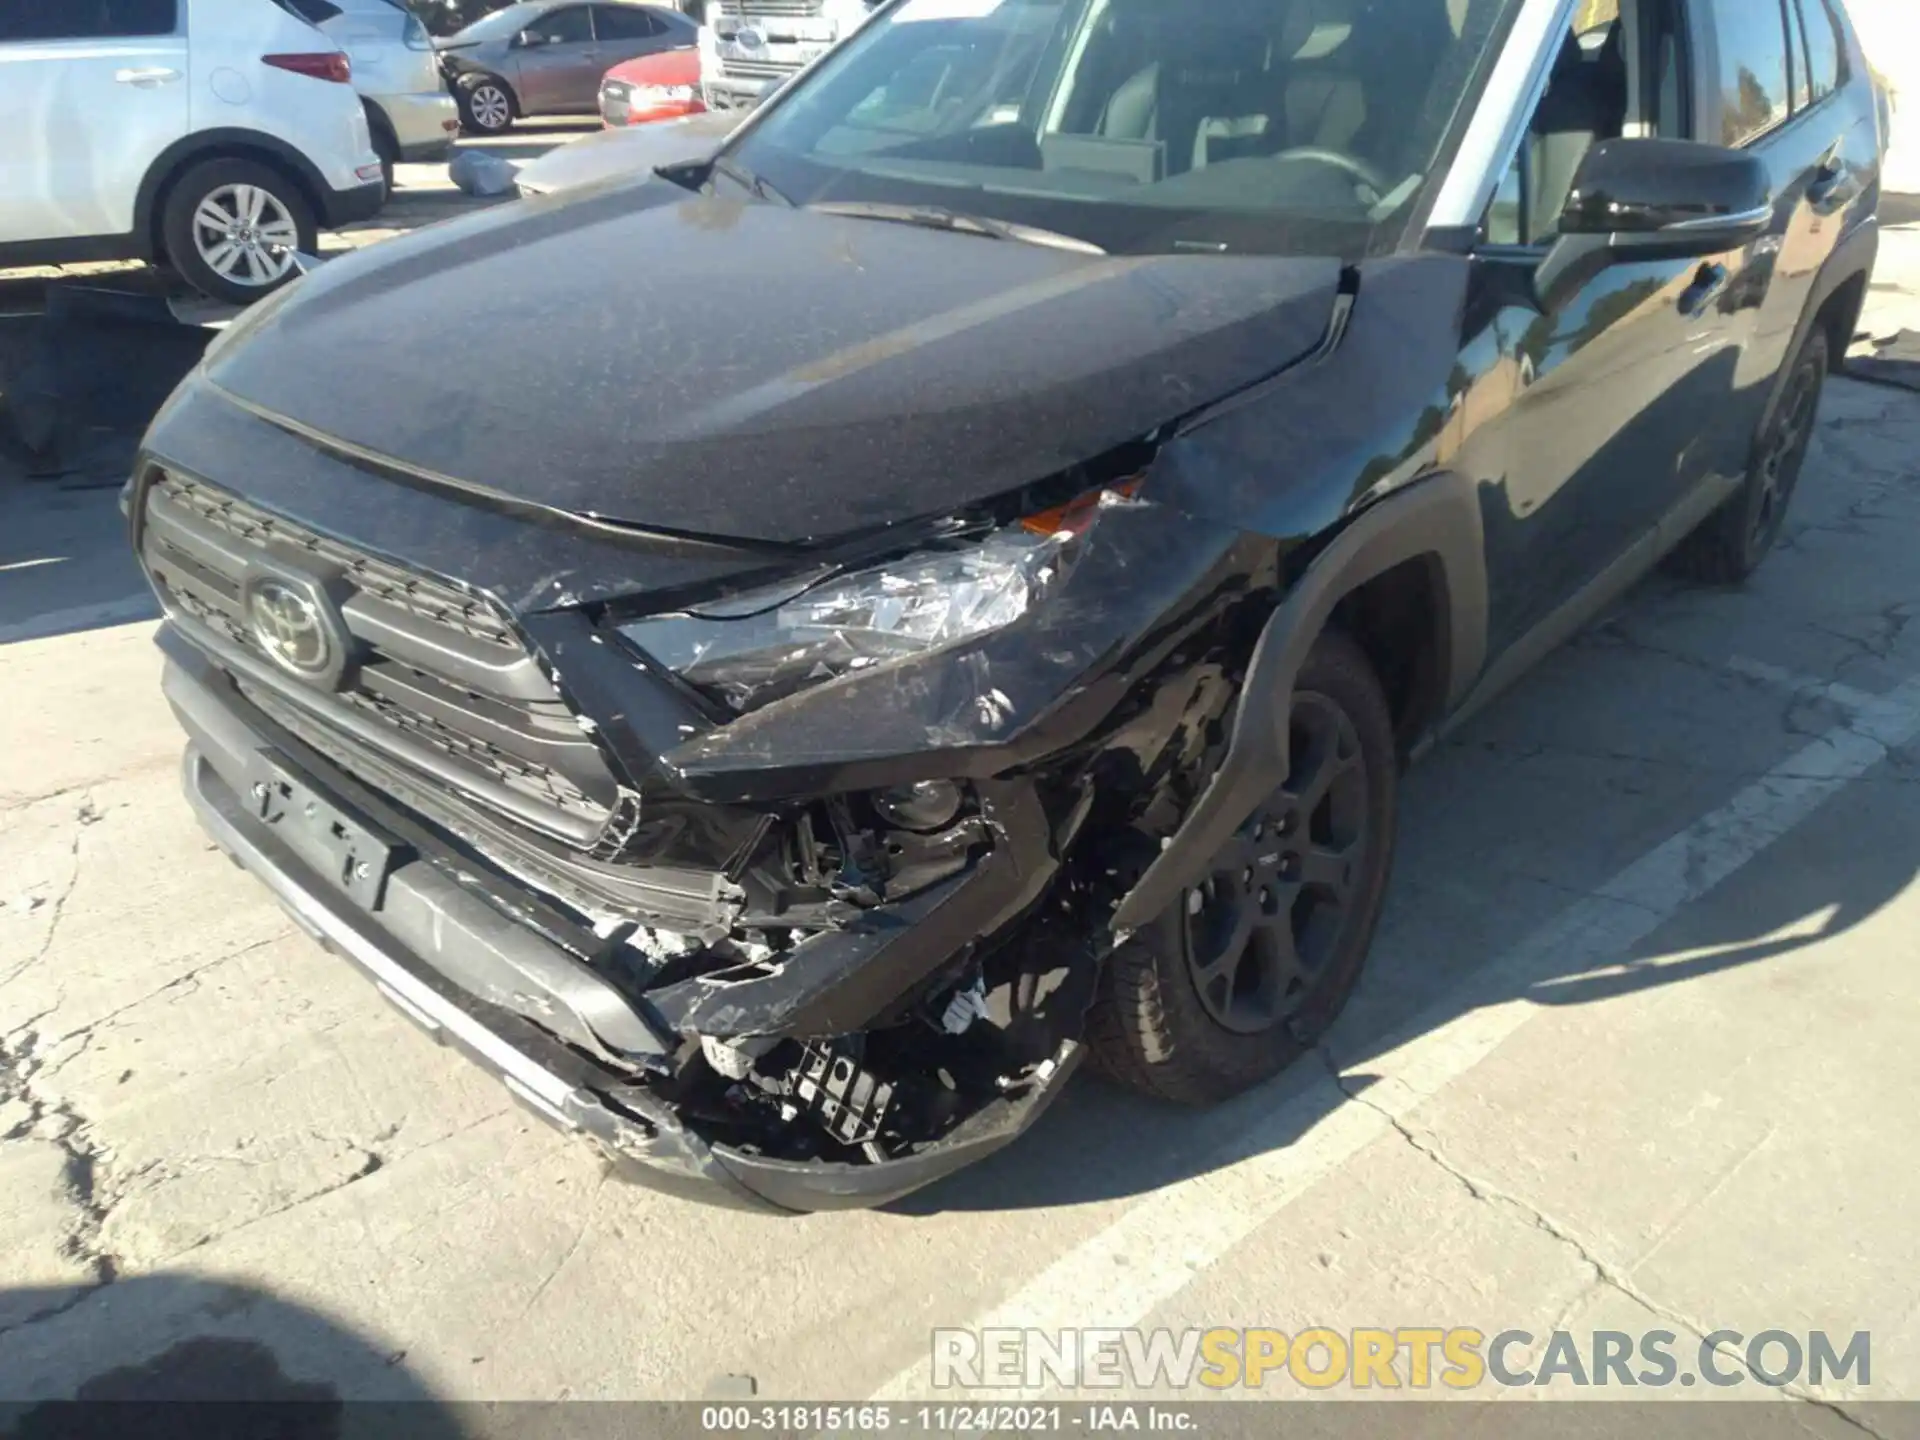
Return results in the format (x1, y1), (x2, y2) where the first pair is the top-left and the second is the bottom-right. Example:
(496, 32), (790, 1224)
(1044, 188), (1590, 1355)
(151, 471), (518, 647)
(714, 57), (800, 82)
(715, 0), (820, 17)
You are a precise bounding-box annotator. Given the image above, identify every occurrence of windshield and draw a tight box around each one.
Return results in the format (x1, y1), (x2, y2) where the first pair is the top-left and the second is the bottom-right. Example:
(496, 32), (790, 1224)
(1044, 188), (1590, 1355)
(728, 0), (1518, 258)
(451, 2), (546, 41)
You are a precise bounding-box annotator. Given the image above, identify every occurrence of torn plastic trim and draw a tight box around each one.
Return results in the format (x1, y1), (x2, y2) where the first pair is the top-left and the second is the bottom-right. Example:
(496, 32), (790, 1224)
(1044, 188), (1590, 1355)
(1110, 468), (1489, 933)
(706, 1038), (1083, 1212)
(645, 779), (1059, 1041)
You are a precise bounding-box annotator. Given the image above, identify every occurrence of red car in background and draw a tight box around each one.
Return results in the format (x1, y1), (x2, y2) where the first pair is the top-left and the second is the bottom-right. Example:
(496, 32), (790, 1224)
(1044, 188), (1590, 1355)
(598, 47), (703, 127)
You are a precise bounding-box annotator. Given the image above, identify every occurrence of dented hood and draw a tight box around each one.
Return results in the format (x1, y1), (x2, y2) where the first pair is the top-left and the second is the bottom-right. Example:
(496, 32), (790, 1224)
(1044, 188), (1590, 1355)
(204, 180), (1342, 545)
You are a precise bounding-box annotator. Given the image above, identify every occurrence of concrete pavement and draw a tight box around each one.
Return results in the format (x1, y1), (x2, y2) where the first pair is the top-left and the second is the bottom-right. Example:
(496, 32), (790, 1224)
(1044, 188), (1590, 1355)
(2, 238), (1920, 1423)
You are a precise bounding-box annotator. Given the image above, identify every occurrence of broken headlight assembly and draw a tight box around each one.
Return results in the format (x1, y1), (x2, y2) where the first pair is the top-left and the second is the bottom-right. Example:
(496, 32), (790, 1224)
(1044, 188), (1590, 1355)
(619, 486), (1129, 714)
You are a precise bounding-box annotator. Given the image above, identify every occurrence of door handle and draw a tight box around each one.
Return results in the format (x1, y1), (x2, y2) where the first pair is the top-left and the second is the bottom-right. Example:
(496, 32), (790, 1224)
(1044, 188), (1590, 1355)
(1679, 262), (1730, 318)
(1807, 152), (1848, 207)
(115, 66), (181, 85)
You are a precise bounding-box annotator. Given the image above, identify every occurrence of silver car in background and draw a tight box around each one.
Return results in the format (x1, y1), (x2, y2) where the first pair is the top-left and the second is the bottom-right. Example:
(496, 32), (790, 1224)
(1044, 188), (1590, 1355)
(287, 0), (461, 182)
(435, 1), (698, 135)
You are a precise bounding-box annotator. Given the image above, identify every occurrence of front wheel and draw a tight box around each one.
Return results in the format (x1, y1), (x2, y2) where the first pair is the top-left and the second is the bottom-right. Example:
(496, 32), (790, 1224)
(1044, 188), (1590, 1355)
(160, 159), (316, 306)
(1088, 630), (1399, 1105)
(1665, 327), (1829, 584)
(457, 76), (516, 135)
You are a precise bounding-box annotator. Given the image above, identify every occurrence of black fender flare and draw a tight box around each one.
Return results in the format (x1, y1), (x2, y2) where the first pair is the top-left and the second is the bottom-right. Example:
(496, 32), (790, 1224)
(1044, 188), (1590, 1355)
(1110, 470), (1489, 934)
(1724, 213), (1877, 486)
(1791, 212), (1878, 380)
(133, 129), (334, 256)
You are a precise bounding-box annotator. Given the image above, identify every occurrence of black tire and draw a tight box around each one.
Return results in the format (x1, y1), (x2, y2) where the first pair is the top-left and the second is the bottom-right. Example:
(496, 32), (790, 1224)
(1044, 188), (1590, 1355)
(1665, 327), (1829, 585)
(1087, 629), (1399, 1105)
(457, 74), (517, 135)
(369, 118), (400, 195)
(159, 158), (317, 306)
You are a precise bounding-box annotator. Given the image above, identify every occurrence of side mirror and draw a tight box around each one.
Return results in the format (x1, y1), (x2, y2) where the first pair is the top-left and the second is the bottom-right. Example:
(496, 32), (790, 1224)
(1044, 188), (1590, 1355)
(515, 28), (547, 47)
(1537, 137), (1773, 306)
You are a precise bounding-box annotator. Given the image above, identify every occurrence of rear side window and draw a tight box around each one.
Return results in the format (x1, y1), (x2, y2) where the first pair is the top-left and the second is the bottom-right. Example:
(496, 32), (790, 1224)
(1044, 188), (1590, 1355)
(593, 5), (663, 40)
(532, 5), (594, 42)
(275, 0), (346, 22)
(1701, 0), (1791, 145)
(0, 0), (178, 40)
(1797, 0), (1845, 104)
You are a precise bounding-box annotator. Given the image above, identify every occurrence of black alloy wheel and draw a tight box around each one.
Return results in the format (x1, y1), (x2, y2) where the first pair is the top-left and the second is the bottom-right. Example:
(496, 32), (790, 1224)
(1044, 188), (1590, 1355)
(1089, 630), (1398, 1105)
(1666, 327), (1830, 584)
(1183, 693), (1371, 1036)
(1748, 344), (1823, 557)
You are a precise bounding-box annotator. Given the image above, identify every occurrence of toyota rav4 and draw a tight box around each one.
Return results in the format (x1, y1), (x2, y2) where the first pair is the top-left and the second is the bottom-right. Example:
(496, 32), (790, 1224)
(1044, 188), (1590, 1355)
(131, 0), (1885, 1211)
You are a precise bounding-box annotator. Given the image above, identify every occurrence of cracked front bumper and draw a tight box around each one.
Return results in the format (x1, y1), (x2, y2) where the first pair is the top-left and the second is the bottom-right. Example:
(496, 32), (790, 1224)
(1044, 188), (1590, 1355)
(166, 651), (1081, 1213)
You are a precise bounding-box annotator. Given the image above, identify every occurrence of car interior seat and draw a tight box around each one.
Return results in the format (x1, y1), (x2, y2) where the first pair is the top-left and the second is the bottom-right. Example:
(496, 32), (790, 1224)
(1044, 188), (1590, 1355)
(1096, 18), (1282, 175)
(1276, 0), (1368, 157)
(1526, 23), (1630, 240)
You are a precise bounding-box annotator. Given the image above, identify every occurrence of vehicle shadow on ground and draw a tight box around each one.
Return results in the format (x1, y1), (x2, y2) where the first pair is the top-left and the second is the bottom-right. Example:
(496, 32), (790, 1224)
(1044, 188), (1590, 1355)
(0, 288), (208, 644)
(1879, 191), (1920, 228)
(1846, 330), (1920, 392)
(0, 1274), (470, 1433)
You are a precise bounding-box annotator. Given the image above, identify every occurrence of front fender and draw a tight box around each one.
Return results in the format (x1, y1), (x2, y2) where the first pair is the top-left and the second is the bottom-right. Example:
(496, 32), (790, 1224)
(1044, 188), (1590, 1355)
(1110, 469), (1488, 933)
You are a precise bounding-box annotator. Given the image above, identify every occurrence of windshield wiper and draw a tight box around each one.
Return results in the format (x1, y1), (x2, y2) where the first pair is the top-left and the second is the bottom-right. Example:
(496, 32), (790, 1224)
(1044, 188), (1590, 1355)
(809, 201), (1106, 255)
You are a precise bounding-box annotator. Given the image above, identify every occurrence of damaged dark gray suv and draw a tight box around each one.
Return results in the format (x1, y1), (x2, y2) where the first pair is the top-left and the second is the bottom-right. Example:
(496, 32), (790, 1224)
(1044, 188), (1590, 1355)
(132, 0), (1884, 1210)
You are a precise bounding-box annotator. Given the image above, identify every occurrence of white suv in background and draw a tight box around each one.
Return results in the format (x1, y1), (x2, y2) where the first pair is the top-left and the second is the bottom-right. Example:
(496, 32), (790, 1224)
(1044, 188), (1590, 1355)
(0, 0), (386, 304)
(296, 0), (461, 184)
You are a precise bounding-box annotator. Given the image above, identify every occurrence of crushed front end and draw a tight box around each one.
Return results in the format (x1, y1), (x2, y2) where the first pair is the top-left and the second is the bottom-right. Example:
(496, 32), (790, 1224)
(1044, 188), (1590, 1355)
(130, 399), (1265, 1211)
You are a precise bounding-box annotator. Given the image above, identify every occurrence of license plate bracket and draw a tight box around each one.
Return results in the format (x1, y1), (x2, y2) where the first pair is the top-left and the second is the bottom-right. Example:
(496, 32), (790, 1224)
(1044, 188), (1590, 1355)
(244, 748), (406, 911)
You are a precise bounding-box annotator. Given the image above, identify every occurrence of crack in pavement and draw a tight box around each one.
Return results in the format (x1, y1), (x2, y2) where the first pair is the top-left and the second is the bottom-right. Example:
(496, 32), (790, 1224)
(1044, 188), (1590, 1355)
(0, 1024), (121, 1342)
(510, 1167), (610, 1331)
(0, 780), (113, 820)
(141, 1110), (506, 1266)
(1315, 1047), (1888, 1437)
(1571, 620), (1920, 749)
(26, 931), (296, 1076)
(0, 1100), (507, 1343)
(0, 791), (97, 992)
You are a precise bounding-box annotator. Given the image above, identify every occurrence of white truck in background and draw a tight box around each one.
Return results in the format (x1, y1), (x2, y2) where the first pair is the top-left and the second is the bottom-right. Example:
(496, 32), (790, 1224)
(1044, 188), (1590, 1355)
(696, 0), (878, 113)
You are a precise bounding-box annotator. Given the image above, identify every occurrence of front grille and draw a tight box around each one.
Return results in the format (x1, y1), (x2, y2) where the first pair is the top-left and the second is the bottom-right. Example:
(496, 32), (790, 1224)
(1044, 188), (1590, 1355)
(140, 470), (620, 845)
(714, 57), (800, 83)
(716, 0), (821, 17)
(155, 470), (515, 646)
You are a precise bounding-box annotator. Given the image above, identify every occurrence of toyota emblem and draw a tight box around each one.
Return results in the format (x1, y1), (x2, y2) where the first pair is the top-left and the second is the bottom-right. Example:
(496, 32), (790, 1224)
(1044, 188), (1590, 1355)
(248, 578), (335, 679)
